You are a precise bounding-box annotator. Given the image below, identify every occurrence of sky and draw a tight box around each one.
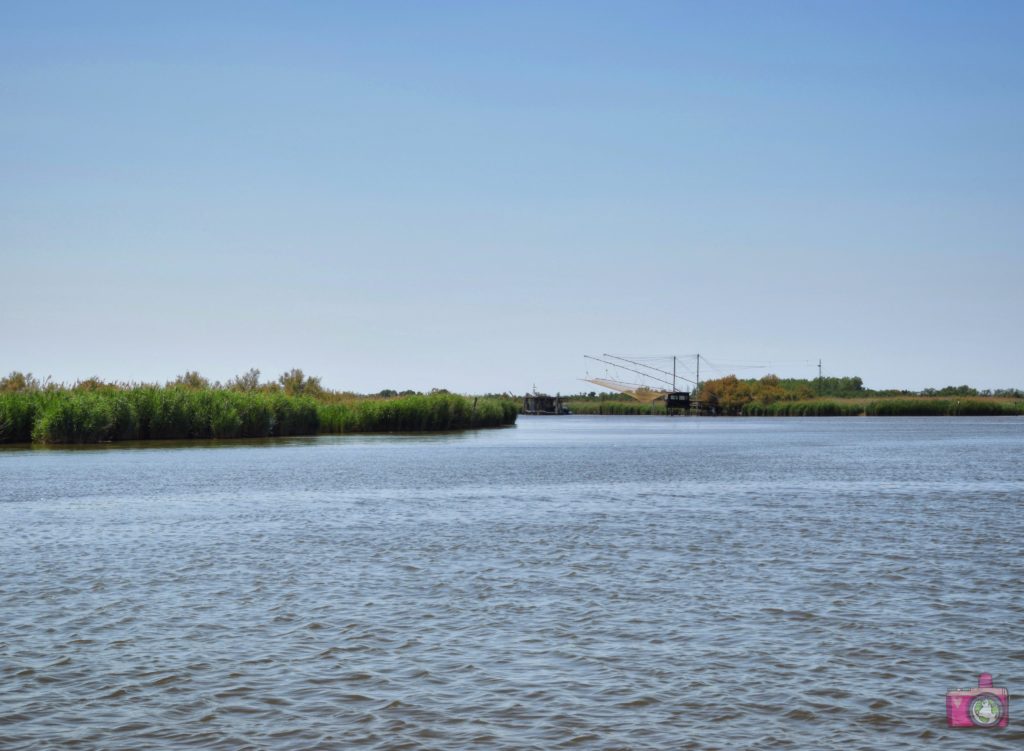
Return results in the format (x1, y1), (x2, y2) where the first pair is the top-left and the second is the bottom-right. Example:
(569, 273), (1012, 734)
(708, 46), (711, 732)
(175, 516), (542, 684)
(2, 1), (1022, 394)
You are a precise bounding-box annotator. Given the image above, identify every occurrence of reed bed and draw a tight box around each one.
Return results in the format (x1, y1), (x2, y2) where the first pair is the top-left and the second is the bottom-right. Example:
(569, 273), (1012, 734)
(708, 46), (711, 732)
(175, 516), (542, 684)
(318, 394), (517, 433)
(742, 398), (1024, 417)
(564, 396), (1024, 417)
(0, 388), (517, 444)
(564, 401), (667, 415)
(742, 399), (869, 416)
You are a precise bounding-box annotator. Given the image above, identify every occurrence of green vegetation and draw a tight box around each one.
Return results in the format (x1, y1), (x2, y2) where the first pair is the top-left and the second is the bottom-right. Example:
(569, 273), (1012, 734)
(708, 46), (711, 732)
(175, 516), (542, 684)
(0, 370), (517, 444)
(742, 398), (1024, 416)
(864, 398), (1024, 416)
(318, 392), (518, 433)
(563, 400), (666, 415)
(699, 375), (1024, 416)
(559, 390), (661, 415)
(558, 376), (1024, 418)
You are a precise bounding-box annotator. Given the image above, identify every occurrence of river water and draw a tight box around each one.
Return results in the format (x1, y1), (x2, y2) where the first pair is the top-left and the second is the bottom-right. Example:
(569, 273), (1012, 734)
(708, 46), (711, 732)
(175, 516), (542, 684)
(1, 416), (1022, 749)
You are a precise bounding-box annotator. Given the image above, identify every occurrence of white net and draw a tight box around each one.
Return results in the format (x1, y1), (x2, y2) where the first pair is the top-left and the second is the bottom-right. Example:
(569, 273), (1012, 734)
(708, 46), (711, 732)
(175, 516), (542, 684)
(582, 378), (668, 403)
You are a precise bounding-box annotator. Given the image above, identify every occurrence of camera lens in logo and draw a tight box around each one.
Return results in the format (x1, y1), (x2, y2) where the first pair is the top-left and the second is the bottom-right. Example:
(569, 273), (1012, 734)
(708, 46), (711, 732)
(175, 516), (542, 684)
(968, 694), (1004, 727)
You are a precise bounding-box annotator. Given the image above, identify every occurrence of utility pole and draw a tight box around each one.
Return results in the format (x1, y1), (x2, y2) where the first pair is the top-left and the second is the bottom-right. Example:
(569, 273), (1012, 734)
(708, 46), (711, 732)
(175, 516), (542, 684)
(695, 353), (700, 392)
(672, 356), (677, 391)
(818, 359), (822, 396)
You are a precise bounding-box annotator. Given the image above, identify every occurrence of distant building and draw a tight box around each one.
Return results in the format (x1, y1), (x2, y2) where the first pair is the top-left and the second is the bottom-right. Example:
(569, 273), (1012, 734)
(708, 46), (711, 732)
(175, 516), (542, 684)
(665, 391), (691, 410)
(522, 392), (569, 415)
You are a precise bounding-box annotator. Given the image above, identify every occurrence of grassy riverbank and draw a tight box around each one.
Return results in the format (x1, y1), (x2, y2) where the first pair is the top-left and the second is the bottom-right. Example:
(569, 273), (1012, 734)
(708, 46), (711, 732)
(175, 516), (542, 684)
(0, 387), (518, 444)
(694, 374), (1024, 416)
(563, 396), (1024, 417)
(741, 397), (1024, 416)
(564, 400), (667, 415)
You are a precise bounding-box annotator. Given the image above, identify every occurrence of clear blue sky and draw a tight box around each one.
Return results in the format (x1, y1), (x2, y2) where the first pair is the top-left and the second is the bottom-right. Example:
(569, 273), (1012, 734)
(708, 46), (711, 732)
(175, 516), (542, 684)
(3, 2), (1022, 393)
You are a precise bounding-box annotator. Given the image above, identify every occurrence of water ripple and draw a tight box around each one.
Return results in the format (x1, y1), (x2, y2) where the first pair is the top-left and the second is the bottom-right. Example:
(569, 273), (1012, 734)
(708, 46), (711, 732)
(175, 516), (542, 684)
(1, 417), (1022, 749)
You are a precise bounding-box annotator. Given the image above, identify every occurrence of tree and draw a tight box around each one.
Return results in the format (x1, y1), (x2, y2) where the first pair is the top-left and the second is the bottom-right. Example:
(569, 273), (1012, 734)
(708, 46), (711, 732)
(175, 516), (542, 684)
(0, 371), (41, 392)
(228, 368), (262, 392)
(170, 371), (210, 389)
(757, 374), (786, 405)
(934, 385), (979, 397)
(699, 375), (754, 415)
(74, 377), (111, 391)
(279, 368), (323, 397)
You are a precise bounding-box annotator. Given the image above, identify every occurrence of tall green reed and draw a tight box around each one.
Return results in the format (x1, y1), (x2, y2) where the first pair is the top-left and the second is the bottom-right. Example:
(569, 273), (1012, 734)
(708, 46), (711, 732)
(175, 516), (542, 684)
(3, 387), (516, 444)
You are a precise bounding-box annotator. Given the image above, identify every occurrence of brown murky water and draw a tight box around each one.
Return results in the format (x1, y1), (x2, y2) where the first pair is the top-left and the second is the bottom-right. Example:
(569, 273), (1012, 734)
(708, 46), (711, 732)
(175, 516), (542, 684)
(1, 416), (1022, 749)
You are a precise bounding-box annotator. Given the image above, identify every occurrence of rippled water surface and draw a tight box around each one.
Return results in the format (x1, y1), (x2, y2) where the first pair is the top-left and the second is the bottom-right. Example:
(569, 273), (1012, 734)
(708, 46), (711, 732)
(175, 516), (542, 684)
(2, 416), (1022, 749)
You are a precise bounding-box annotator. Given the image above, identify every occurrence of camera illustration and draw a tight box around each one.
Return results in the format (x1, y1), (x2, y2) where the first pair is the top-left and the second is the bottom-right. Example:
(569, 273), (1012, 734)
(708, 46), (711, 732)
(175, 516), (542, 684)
(946, 673), (1009, 728)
